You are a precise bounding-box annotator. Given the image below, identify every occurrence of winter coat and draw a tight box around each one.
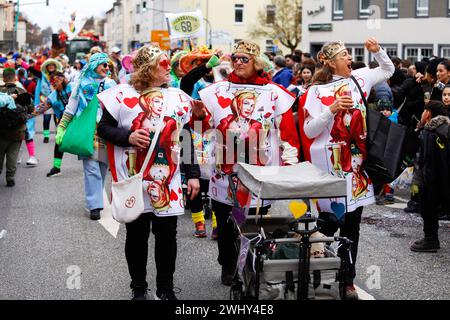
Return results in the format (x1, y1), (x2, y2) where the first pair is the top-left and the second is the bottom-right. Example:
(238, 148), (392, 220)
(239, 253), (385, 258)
(418, 116), (450, 212)
(272, 68), (293, 89)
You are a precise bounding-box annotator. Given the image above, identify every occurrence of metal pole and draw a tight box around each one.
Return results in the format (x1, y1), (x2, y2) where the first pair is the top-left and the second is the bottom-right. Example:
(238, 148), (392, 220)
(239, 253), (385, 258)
(13, 0), (20, 51)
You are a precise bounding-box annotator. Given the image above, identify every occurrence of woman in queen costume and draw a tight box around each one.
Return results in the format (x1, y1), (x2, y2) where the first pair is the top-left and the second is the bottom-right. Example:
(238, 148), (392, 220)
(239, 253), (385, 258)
(300, 38), (395, 299)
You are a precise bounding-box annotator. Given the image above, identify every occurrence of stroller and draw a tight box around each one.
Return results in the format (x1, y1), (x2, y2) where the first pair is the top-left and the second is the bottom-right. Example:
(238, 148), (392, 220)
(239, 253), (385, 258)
(228, 162), (354, 300)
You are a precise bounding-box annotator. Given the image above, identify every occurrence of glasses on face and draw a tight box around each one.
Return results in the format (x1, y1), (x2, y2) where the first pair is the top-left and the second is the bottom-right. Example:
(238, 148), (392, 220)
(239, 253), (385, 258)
(159, 59), (171, 69)
(231, 55), (251, 64)
(102, 63), (109, 68)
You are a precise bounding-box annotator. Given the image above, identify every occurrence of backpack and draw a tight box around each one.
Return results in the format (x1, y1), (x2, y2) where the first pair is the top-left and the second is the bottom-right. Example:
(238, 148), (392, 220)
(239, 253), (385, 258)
(0, 90), (31, 132)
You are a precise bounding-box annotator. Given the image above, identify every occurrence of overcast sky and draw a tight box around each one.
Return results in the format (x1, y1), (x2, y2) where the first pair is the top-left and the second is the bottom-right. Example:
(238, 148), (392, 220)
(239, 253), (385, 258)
(20, 0), (115, 31)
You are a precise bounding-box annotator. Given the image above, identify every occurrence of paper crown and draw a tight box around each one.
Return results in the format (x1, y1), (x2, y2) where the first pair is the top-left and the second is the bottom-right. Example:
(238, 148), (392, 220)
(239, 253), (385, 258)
(232, 40), (261, 57)
(318, 41), (346, 64)
(132, 45), (164, 69)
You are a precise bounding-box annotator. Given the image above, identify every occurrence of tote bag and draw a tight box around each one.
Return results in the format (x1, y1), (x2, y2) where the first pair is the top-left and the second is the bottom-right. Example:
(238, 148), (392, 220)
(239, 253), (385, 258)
(350, 76), (407, 185)
(110, 108), (165, 224)
(59, 95), (98, 157)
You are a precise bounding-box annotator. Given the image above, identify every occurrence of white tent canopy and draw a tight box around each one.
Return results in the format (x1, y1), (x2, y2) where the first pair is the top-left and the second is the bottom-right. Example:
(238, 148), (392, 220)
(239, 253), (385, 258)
(236, 162), (347, 200)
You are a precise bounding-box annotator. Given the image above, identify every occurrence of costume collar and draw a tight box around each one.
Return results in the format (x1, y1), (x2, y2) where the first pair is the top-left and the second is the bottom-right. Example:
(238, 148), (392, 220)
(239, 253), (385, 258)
(227, 70), (271, 85)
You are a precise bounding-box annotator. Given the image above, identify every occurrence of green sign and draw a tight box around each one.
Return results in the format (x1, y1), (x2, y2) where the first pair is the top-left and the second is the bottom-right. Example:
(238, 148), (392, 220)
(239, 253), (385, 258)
(308, 23), (333, 31)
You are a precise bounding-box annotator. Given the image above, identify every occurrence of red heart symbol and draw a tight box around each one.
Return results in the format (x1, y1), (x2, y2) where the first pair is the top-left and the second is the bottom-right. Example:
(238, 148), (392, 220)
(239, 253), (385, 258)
(170, 189), (178, 201)
(125, 196), (136, 208)
(124, 97), (139, 109)
(183, 106), (189, 113)
(272, 105), (276, 111)
(178, 187), (182, 194)
(321, 96), (335, 106)
(217, 96), (232, 109)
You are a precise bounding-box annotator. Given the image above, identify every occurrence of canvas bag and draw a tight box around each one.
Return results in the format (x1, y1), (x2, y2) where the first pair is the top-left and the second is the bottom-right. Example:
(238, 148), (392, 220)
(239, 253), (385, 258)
(350, 76), (407, 185)
(59, 82), (105, 157)
(110, 105), (165, 224)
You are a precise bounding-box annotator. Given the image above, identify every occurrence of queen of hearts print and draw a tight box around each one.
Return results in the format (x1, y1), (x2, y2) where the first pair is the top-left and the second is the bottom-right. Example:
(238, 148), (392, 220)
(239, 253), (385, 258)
(129, 88), (180, 212)
(328, 82), (369, 201)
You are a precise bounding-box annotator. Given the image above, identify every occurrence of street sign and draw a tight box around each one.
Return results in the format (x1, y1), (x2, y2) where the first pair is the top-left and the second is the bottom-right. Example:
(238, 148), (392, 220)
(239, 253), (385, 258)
(165, 10), (204, 40)
(308, 23), (333, 31)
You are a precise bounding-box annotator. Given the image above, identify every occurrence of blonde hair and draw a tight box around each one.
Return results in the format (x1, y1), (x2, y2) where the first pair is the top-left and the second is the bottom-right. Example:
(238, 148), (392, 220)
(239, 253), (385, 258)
(138, 88), (164, 114)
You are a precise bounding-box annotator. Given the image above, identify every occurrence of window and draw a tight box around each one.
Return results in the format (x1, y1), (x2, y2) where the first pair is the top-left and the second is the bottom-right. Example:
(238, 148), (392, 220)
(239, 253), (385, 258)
(359, 0), (371, 18)
(333, 0), (344, 20)
(348, 47), (365, 62)
(266, 39), (276, 53)
(266, 5), (276, 24)
(136, 4), (140, 14)
(235, 4), (244, 23)
(416, 0), (429, 17)
(136, 24), (140, 34)
(386, 0), (398, 17)
(404, 46), (433, 63)
(385, 46), (398, 58)
(441, 47), (450, 59)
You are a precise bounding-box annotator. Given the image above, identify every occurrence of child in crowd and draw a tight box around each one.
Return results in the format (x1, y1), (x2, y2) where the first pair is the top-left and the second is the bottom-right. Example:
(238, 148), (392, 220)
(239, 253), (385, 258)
(442, 84), (450, 116)
(410, 101), (450, 252)
(376, 99), (398, 205)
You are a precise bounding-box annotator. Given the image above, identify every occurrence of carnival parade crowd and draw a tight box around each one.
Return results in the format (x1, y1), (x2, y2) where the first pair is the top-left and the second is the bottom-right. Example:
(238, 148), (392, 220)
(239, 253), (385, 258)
(0, 37), (449, 301)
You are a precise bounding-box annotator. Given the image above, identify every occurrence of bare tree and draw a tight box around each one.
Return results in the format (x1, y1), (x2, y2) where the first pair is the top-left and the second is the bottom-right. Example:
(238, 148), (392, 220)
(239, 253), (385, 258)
(248, 0), (302, 54)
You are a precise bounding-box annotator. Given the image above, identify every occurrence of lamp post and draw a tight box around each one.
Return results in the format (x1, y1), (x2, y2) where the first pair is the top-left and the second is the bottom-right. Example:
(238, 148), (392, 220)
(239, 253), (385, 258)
(203, 17), (212, 49)
(13, 0), (20, 51)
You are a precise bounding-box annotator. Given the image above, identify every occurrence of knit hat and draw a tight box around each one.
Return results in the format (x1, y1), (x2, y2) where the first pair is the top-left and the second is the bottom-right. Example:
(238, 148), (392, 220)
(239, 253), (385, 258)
(232, 40), (261, 57)
(377, 98), (393, 111)
(170, 50), (188, 68)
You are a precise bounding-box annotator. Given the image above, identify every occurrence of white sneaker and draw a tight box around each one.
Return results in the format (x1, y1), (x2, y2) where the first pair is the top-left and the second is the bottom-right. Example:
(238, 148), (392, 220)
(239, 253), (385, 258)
(17, 157), (22, 164)
(26, 156), (38, 166)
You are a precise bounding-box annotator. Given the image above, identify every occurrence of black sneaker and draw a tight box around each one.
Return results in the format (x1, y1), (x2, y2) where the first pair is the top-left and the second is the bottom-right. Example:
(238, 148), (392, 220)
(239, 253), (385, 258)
(43, 137), (49, 143)
(6, 180), (15, 187)
(90, 209), (101, 220)
(154, 288), (179, 300)
(410, 237), (440, 253)
(404, 201), (419, 213)
(131, 287), (150, 300)
(46, 167), (61, 177)
(221, 266), (234, 286)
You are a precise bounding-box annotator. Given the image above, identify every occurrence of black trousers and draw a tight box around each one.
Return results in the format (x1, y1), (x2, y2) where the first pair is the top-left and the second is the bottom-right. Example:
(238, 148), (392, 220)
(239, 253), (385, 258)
(125, 212), (178, 291)
(211, 200), (269, 269)
(186, 179), (209, 213)
(419, 188), (439, 239)
(318, 206), (363, 285)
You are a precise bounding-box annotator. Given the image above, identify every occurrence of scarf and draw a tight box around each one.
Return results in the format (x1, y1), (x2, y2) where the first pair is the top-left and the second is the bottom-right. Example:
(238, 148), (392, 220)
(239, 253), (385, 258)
(227, 70), (271, 85)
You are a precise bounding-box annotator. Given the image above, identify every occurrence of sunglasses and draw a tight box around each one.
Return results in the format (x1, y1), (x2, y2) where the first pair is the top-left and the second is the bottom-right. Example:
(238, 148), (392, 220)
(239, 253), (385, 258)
(159, 59), (171, 69)
(231, 55), (251, 64)
(102, 63), (109, 68)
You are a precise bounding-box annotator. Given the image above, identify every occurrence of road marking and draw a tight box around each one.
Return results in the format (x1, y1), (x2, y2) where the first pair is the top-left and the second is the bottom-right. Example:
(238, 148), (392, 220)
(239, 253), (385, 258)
(98, 190), (120, 238)
(0, 229), (6, 239)
(393, 196), (408, 203)
(385, 202), (407, 210)
(356, 285), (376, 300)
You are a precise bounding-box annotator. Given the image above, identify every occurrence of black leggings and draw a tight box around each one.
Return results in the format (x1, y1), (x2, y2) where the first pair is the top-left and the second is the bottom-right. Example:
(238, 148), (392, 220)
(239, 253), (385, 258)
(186, 179), (209, 213)
(43, 114), (57, 131)
(318, 207), (363, 285)
(54, 143), (64, 160)
(125, 212), (178, 291)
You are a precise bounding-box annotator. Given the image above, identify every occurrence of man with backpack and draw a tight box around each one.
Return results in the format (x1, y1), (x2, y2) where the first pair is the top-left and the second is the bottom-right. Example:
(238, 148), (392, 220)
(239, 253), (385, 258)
(0, 68), (34, 187)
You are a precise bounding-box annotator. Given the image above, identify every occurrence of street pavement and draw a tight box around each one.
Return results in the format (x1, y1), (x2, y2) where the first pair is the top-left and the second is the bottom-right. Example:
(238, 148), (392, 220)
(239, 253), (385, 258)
(0, 121), (449, 300)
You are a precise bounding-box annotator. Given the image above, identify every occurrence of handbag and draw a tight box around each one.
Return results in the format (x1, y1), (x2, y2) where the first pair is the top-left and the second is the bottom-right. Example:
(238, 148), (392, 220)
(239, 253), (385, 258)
(110, 105), (165, 224)
(350, 76), (407, 185)
(59, 82), (105, 157)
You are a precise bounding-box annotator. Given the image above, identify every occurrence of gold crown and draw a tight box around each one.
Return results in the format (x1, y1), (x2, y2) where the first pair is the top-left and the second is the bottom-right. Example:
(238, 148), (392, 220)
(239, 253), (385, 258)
(232, 40), (261, 56)
(133, 45), (163, 69)
(318, 41), (346, 63)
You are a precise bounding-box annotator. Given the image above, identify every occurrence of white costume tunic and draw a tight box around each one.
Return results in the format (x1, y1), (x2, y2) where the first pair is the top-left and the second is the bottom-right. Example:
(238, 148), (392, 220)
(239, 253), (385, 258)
(198, 81), (299, 207)
(98, 84), (193, 217)
(302, 49), (395, 214)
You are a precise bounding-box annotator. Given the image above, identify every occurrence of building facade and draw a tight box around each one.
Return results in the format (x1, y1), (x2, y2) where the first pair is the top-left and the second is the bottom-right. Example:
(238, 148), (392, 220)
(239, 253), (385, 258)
(302, 0), (450, 64)
(104, 0), (284, 54)
(0, 0), (15, 51)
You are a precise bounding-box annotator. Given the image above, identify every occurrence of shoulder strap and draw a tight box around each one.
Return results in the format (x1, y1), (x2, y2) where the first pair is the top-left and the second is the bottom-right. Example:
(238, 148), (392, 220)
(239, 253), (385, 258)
(350, 76), (368, 109)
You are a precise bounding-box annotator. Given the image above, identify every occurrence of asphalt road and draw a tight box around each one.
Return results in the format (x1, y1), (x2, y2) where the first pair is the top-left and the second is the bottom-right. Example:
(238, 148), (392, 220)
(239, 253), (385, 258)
(0, 122), (448, 300)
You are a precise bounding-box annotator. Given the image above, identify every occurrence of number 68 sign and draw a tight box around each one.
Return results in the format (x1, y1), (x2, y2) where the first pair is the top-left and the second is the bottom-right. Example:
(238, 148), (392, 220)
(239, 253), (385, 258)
(166, 10), (205, 40)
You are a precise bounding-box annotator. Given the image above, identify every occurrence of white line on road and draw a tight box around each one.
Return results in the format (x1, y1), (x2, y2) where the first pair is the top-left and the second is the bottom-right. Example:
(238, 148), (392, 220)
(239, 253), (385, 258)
(356, 285), (376, 300)
(0, 229), (6, 239)
(98, 190), (120, 238)
(393, 196), (408, 203)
